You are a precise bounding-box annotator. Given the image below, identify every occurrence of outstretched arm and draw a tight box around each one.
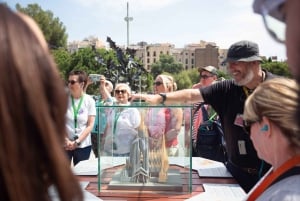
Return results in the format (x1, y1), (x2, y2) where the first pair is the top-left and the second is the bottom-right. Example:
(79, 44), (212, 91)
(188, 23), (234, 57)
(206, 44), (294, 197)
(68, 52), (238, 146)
(131, 88), (203, 105)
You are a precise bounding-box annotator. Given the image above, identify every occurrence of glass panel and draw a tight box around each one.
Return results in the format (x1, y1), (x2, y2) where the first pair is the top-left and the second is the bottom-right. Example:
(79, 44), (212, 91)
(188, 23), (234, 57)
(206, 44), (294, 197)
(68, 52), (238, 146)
(97, 103), (192, 193)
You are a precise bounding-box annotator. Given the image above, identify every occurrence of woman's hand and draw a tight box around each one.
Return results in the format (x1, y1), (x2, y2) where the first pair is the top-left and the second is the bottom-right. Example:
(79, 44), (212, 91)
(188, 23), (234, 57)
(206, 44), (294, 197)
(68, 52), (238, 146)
(64, 138), (77, 150)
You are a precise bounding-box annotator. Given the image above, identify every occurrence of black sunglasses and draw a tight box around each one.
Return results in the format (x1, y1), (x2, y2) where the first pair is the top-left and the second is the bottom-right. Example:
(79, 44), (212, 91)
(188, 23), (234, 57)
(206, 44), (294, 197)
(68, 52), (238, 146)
(153, 81), (163, 86)
(67, 80), (79, 85)
(200, 75), (213, 79)
(243, 120), (258, 134)
(115, 89), (127, 94)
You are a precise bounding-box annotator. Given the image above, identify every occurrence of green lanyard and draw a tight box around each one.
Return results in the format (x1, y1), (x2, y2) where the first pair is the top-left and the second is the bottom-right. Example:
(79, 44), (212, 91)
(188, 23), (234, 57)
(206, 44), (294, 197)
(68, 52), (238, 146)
(71, 94), (84, 133)
(112, 108), (122, 135)
(112, 108), (122, 150)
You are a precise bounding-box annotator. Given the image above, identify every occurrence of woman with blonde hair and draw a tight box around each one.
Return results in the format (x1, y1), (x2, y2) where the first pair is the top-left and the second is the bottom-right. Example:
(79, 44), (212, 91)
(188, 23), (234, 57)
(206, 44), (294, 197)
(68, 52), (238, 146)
(145, 74), (183, 156)
(243, 78), (300, 201)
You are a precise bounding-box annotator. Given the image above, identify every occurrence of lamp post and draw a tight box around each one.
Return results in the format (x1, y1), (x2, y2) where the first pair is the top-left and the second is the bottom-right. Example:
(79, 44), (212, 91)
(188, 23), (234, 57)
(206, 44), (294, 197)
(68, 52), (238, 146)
(124, 2), (133, 47)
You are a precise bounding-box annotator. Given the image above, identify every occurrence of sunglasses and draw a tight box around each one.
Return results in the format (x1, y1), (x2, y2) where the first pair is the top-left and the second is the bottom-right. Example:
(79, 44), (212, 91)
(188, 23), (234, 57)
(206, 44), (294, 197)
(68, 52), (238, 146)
(153, 81), (163, 86)
(243, 120), (258, 134)
(261, 4), (285, 44)
(115, 89), (127, 94)
(200, 75), (213, 79)
(67, 80), (79, 85)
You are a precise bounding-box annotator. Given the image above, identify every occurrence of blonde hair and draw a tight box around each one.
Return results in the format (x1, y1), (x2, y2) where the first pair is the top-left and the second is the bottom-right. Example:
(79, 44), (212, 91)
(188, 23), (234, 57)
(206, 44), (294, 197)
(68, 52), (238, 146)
(156, 74), (177, 92)
(244, 78), (300, 148)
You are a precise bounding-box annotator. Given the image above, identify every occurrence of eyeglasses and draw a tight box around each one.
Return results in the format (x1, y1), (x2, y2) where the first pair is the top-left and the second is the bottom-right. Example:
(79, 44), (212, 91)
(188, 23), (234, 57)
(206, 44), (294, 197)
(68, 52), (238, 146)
(115, 89), (127, 94)
(261, 5), (286, 43)
(153, 81), (163, 86)
(67, 80), (79, 85)
(200, 75), (213, 79)
(243, 120), (258, 134)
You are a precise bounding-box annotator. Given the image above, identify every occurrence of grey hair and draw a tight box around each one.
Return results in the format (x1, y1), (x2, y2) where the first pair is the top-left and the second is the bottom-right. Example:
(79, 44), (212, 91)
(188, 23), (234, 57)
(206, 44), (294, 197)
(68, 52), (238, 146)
(114, 83), (131, 94)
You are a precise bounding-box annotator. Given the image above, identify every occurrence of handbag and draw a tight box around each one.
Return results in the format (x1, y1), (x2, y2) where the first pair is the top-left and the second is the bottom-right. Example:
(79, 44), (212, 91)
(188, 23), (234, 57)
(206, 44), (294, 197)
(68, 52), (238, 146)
(195, 104), (226, 162)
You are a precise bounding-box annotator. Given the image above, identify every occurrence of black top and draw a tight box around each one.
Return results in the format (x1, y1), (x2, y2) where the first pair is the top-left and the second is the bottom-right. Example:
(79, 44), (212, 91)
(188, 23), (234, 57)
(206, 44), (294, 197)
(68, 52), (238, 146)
(200, 70), (276, 169)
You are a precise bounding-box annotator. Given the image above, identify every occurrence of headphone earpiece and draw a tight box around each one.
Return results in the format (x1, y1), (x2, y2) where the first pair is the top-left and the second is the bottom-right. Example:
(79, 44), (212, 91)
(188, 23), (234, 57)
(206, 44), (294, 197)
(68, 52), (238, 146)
(260, 125), (269, 131)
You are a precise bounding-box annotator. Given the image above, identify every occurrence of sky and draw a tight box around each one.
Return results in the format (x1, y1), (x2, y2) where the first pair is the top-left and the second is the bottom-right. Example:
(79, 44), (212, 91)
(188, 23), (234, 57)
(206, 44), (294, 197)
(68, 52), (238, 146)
(6, 0), (286, 60)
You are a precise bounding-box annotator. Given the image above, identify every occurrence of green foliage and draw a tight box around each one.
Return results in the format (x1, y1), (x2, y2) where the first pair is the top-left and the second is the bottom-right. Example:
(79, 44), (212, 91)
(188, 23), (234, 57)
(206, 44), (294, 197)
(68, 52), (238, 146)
(217, 70), (231, 80)
(51, 46), (151, 95)
(186, 68), (200, 86)
(173, 71), (193, 90)
(16, 3), (67, 49)
(261, 61), (291, 78)
(151, 54), (183, 78)
(51, 48), (71, 78)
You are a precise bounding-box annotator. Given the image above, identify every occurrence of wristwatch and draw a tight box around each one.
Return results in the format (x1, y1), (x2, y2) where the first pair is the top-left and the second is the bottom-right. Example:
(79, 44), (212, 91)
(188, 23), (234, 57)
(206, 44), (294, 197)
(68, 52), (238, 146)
(159, 93), (167, 105)
(75, 139), (81, 146)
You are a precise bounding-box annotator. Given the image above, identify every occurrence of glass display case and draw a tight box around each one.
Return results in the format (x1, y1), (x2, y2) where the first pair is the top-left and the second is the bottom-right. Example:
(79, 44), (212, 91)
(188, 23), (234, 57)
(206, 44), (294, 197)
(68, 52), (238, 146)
(96, 102), (192, 193)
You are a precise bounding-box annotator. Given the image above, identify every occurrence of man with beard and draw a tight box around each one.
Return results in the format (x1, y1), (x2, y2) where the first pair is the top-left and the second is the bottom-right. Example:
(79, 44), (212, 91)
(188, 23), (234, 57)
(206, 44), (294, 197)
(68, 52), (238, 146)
(132, 40), (276, 193)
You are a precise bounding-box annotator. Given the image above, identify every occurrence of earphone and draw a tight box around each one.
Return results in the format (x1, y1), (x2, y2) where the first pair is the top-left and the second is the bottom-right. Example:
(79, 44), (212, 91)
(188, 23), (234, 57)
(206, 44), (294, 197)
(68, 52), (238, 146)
(260, 125), (269, 131)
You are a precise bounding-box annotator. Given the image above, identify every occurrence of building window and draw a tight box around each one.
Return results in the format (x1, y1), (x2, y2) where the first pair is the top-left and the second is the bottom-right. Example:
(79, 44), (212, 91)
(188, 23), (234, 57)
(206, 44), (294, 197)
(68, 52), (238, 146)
(191, 58), (194, 64)
(185, 58), (188, 64)
(153, 51), (156, 57)
(147, 51), (150, 57)
(147, 58), (150, 63)
(153, 58), (156, 63)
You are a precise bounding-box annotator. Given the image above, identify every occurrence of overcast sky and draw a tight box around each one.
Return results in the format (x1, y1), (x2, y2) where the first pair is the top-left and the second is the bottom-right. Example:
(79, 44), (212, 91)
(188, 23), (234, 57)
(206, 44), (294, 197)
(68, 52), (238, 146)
(6, 0), (286, 60)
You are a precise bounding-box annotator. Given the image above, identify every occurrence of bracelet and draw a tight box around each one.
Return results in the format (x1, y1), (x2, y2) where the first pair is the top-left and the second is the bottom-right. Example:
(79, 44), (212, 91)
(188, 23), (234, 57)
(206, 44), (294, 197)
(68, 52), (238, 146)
(159, 93), (167, 105)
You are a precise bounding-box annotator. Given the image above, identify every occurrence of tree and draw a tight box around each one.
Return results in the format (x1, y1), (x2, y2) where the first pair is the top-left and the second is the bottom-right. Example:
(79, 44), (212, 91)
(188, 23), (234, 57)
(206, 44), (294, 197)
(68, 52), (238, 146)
(51, 48), (71, 79)
(151, 54), (183, 78)
(16, 3), (68, 49)
(261, 60), (291, 77)
(173, 71), (193, 90)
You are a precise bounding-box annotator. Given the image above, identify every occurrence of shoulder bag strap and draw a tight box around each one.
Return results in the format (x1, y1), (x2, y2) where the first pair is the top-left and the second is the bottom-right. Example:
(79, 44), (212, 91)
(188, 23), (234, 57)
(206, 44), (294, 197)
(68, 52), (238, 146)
(200, 105), (209, 121)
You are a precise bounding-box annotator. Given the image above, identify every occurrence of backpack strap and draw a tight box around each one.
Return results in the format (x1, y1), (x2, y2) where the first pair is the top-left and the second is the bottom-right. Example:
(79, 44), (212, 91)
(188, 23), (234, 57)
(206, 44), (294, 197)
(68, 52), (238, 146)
(200, 105), (209, 121)
(201, 105), (217, 122)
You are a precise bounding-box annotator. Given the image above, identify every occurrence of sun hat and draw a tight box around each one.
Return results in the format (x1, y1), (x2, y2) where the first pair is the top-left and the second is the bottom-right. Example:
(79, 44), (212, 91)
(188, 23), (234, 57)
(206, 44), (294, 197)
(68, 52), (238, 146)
(224, 40), (262, 63)
(253, 0), (285, 22)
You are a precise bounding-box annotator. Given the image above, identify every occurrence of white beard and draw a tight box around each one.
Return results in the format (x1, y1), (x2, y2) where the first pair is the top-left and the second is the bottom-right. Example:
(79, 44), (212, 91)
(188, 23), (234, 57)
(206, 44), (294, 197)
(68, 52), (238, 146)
(234, 69), (254, 86)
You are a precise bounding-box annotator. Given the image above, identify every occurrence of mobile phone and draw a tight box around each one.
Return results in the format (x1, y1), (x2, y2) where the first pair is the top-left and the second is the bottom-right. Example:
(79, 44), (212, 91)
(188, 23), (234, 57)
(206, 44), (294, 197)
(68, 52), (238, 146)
(89, 74), (102, 82)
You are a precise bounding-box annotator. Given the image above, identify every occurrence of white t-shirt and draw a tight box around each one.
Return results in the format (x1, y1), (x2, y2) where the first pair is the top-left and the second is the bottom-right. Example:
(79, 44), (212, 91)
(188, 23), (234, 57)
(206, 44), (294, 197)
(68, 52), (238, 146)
(66, 94), (96, 148)
(104, 107), (141, 154)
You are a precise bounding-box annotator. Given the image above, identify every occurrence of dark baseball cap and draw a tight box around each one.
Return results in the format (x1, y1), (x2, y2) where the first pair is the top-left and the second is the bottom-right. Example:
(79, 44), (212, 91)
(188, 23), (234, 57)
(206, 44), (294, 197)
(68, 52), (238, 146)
(224, 40), (262, 63)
